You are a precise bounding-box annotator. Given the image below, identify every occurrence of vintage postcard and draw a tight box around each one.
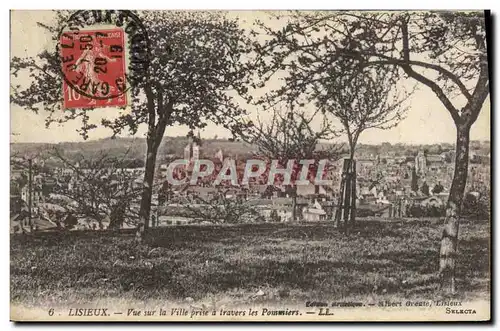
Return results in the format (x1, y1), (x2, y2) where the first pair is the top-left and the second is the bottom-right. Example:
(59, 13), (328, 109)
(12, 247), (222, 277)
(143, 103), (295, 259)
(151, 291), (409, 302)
(10, 10), (491, 322)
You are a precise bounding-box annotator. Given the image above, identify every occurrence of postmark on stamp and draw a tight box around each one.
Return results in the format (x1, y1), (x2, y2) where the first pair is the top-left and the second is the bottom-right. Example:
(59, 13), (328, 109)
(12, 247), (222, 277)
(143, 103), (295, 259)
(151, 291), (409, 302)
(60, 28), (127, 108)
(58, 10), (150, 109)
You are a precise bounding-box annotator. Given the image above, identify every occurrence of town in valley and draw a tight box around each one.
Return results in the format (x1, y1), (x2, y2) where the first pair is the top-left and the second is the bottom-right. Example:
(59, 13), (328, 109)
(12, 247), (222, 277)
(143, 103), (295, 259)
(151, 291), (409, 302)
(10, 137), (490, 232)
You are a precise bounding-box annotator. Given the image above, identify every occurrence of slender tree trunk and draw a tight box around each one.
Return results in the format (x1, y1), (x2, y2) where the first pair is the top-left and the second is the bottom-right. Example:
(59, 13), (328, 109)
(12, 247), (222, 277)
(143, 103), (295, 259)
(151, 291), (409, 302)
(346, 144), (356, 229)
(136, 137), (159, 241)
(350, 159), (357, 223)
(28, 159), (33, 232)
(134, 94), (170, 243)
(291, 185), (297, 222)
(439, 123), (471, 293)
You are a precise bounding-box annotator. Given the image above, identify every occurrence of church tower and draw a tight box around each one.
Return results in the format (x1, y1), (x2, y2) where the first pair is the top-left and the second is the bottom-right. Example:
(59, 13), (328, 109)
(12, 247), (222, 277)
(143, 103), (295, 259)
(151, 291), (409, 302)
(415, 150), (427, 176)
(184, 137), (192, 160)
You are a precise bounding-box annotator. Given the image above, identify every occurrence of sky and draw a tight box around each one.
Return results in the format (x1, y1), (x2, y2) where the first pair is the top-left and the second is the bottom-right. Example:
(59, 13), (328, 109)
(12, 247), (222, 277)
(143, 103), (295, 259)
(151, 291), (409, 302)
(10, 10), (491, 145)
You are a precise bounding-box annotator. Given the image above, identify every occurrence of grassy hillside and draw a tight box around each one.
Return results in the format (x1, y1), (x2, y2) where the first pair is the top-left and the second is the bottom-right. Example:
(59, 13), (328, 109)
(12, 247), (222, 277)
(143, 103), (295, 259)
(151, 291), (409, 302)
(11, 218), (490, 308)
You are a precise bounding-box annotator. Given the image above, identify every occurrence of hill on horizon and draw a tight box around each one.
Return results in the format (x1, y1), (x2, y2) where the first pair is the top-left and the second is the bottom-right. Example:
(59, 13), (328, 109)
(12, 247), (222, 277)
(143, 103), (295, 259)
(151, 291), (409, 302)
(10, 136), (258, 164)
(11, 136), (488, 165)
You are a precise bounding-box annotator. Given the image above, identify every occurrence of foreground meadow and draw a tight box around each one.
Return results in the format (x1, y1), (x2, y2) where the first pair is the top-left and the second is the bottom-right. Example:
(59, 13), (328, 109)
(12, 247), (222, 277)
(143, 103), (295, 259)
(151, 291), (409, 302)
(11, 218), (490, 308)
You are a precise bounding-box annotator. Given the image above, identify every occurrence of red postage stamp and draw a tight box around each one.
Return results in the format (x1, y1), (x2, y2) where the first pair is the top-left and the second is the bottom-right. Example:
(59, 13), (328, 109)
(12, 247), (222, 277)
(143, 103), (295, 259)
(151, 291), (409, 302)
(60, 28), (127, 109)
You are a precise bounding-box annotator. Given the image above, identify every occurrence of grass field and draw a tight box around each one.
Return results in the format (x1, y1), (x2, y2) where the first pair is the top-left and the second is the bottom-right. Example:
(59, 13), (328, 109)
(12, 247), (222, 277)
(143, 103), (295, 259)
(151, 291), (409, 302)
(10, 218), (490, 308)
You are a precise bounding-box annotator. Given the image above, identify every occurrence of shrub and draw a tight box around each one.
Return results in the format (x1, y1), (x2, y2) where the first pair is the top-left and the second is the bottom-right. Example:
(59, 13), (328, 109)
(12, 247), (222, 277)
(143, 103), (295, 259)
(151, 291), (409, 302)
(462, 192), (490, 220)
(407, 204), (446, 218)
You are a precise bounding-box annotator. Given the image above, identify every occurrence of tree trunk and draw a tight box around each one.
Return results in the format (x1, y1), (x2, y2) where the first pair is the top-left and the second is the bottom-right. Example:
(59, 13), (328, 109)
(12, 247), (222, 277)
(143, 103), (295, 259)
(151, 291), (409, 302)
(350, 159), (357, 223)
(347, 139), (357, 227)
(28, 159), (33, 232)
(291, 185), (297, 222)
(335, 158), (348, 228)
(109, 204), (125, 230)
(439, 123), (471, 293)
(343, 159), (352, 232)
(136, 136), (160, 242)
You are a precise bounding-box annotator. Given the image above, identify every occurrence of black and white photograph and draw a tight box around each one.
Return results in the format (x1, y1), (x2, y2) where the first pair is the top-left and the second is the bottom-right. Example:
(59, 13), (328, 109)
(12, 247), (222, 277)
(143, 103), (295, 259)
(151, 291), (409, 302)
(8, 9), (491, 322)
